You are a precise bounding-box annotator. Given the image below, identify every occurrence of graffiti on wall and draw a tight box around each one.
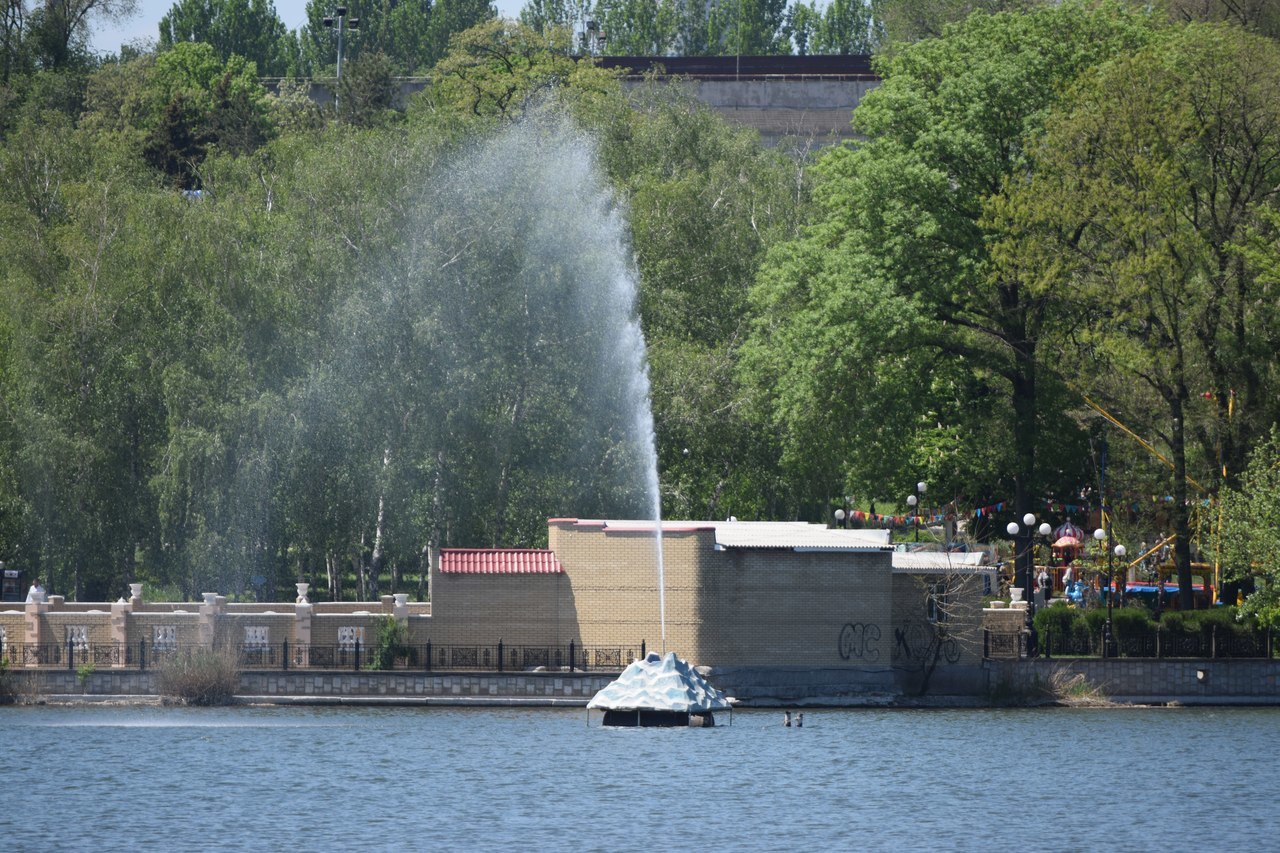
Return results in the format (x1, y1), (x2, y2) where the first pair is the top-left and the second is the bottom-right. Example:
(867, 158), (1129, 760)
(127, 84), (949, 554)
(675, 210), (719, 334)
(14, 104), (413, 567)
(837, 622), (882, 662)
(893, 620), (960, 664)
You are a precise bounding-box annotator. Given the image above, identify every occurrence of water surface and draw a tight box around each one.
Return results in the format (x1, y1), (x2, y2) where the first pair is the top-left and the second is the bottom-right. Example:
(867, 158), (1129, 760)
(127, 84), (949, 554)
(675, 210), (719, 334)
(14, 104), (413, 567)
(2, 705), (1270, 851)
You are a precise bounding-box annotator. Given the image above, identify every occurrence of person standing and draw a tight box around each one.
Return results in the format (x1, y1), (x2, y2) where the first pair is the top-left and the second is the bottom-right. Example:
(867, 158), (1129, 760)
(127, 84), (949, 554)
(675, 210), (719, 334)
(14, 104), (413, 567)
(25, 578), (45, 603)
(1037, 566), (1051, 601)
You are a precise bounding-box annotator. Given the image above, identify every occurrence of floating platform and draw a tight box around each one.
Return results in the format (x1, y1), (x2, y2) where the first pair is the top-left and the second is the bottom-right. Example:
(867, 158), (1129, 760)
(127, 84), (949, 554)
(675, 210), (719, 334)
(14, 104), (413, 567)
(588, 652), (733, 727)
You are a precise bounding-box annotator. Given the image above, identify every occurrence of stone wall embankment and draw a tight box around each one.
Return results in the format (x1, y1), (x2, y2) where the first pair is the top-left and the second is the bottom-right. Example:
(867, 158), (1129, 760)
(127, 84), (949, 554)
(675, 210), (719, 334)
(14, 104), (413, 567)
(986, 659), (1280, 704)
(4, 669), (617, 705)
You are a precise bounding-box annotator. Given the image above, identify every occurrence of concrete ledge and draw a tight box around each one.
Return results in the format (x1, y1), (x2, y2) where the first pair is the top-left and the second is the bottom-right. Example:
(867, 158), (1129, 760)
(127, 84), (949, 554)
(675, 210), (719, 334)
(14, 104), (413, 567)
(235, 695), (590, 707)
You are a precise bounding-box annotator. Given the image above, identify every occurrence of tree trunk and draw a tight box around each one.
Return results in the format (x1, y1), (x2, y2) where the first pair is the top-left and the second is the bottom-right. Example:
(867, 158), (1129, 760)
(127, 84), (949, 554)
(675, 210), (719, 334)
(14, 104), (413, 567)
(1011, 336), (1038, 612)
(1170, 397), (1196, 610)
(372, 449), (389, 591)
(326, 552), (341, 601)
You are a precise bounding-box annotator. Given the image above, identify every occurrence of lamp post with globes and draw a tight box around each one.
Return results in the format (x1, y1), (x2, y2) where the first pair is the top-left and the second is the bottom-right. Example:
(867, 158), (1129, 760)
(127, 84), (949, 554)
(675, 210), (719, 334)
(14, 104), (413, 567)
(906, 481), (927, 542)
(1006, 512), (1052, 652)
(833, 508), (847, 529)
(1094, 525), (1126, 657)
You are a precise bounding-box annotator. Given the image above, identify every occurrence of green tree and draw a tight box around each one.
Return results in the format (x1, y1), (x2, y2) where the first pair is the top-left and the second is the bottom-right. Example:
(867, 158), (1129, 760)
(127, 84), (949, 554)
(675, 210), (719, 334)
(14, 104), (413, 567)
(597, 82), (810, 519)
(811, 0), (877, 53)
(743, 3), (1153, 564)
(518, 0), (585, 35)
(1215, 429), (1280, 627)
(158, 0), (291, 76)
(412, 18), (614, 135)
(876, 0), (1037, 45)
(335, 49), (396, 126)
(995, 22), (1280, 607)
(595, 0), (678, 55)
(295, 0), (493, 77)
(28, 0), (138, 69)
(1155, 0), (1280, 40)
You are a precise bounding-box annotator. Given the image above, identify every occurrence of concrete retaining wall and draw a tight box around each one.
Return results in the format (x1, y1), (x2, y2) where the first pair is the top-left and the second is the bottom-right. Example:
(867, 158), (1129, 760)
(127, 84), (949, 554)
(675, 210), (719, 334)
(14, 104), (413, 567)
(5, 669), (617, 704)
(986, 659), (1280, 704)
(12, 660), (1280, 705)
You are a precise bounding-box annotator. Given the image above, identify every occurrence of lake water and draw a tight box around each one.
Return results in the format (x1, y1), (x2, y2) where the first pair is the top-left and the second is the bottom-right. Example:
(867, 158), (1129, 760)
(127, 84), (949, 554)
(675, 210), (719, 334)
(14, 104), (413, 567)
(1, 704), (1273, 852)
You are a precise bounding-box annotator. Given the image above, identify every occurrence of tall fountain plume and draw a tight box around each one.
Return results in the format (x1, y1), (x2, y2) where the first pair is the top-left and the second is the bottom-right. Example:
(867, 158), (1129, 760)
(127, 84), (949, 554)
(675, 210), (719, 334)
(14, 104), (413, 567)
(349, 105), (668, 638)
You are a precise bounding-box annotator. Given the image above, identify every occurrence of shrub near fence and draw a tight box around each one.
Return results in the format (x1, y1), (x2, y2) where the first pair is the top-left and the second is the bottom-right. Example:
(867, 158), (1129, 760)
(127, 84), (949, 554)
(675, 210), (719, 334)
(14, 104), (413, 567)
(1026, 603), (1276, 659)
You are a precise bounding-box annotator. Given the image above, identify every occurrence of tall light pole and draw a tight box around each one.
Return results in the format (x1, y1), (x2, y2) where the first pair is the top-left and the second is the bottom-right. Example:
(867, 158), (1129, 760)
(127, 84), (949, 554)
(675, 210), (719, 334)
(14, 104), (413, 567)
(1006, 512), (1052, 654)
(1094, 525), (1126, 657)
(323, 7), (360, 112)
(906, 481), (927, 542)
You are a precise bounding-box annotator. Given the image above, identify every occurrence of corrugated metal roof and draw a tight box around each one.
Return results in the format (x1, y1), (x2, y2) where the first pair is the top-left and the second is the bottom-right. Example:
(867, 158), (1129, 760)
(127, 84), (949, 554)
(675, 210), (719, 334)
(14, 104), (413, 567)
(439, 549), (564, 574)
(551, 518), (891, 551)
(713, 521), (890, 552)
(892, 551), (989, 572)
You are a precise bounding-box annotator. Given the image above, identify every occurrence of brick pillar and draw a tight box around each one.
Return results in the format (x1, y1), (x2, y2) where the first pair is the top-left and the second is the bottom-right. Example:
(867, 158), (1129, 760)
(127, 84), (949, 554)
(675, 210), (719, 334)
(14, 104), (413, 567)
(110, 598), (132, 668)
(198, 592), (223, 647)
(23, 600), (47, 666)
(293, 601), (312, 668)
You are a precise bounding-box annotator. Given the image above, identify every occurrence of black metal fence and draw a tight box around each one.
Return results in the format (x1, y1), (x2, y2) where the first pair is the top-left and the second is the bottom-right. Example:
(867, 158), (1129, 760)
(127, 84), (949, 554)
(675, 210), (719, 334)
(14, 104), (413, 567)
(985, 626), (1277, 660)
(1, 640), (644, 673)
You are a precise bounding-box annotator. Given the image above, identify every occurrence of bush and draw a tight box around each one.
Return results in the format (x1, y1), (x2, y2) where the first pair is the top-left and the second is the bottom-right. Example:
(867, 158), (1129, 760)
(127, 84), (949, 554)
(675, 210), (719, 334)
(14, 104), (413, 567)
(155, 648), (240, 705)
(369, 616), (415, 670)
(0, 656), (12, 704)
(1161, 606), (1251, 635)
(1110, 607), (1155, 637)
(1034, 602), (1076, 638)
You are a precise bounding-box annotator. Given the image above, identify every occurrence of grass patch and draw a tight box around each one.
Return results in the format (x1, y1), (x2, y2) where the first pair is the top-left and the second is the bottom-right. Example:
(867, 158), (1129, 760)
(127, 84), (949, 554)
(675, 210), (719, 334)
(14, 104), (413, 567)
(1041, 666), (1114, 707)
(989, 665), (1114, 707)
(155, 648), (240, 705)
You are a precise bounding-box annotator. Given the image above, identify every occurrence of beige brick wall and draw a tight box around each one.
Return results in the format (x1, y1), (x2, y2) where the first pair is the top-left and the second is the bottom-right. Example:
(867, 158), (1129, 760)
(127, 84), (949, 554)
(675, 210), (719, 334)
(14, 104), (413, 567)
(550, 520), (900, 668)
(220, 613), (296, 647)
(43, 612), (113, 646)
(891, 572), (985, 667)
(311, 613), (383, 647)
(128, 613), (204, 648)
(427, 571), (572, 647)
(696, 550), (892, 667)
(554, 522), (699, 654)
(0, 612), (22, 653)
(3, 521), (981, 676)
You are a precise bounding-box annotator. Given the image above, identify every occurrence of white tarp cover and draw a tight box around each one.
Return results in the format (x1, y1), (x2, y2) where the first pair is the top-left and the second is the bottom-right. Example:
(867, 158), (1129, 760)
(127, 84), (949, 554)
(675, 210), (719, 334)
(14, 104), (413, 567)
(587, 652), (732, 713)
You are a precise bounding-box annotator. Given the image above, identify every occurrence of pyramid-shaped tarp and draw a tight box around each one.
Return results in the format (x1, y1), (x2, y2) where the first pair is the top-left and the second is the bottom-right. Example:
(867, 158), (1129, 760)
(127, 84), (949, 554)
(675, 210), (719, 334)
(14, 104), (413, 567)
(588, 652), (732, 713)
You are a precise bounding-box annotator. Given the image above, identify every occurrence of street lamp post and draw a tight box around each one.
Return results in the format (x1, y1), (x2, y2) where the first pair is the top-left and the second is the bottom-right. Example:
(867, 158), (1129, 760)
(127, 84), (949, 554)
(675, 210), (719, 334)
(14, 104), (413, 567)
(323, 7), (360, 111)
(906, 482), (927, 542)
(1006, 512), (1052, 654)
(833, 508), (847, 529)
(1094, 525), (1126, 657)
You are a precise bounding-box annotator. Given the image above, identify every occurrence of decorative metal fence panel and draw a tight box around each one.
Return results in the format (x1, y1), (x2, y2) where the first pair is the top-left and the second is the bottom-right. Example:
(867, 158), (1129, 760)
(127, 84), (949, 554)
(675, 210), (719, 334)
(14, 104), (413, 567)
(3, 642), (638, 671)
(989, 627), (1276, 660)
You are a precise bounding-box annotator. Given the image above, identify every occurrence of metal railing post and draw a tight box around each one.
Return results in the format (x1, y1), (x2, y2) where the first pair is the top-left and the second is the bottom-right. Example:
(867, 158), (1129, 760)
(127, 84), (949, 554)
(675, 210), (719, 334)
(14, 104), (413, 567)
(67, 640), (74, 670)
(569, 640), (575, 672)
(497, 639), (504, 672)
(282, 640), (289, 671)
(354, 639), (361, 671)
(640, 639), (646, 660)
(425, 640), (432, 672)
(139, 639), (146, 671)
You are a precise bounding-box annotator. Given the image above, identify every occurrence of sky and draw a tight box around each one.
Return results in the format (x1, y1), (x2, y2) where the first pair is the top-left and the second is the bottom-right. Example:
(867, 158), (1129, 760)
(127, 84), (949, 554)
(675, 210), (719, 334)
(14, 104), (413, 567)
(90, 0), (525, 55)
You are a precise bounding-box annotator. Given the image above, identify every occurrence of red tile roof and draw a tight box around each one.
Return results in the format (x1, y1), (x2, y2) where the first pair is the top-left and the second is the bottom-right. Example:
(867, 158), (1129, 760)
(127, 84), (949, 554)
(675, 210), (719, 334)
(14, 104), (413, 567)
(439, 549), (564, 575)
